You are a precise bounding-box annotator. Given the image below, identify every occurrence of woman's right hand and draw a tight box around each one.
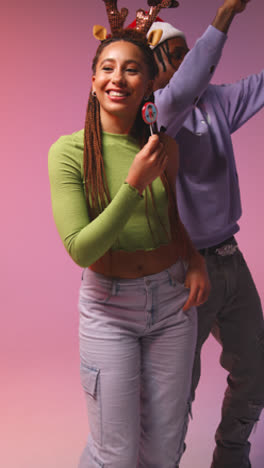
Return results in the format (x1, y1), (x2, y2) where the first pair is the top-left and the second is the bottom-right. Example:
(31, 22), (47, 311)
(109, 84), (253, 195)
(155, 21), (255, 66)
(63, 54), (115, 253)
(125, 134), (168, 195)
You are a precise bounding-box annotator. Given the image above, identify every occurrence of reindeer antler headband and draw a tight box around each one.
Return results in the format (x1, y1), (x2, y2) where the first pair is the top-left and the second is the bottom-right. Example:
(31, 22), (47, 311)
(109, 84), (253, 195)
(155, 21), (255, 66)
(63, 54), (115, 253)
(93, 0), (179, 46)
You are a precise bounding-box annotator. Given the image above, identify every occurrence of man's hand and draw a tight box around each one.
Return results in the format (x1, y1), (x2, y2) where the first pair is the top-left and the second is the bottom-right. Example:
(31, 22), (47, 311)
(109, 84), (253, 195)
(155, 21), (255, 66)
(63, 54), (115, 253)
(212, 0), (251, 33)
(222, 0), (250, 14)
(183, 254), (211, 311)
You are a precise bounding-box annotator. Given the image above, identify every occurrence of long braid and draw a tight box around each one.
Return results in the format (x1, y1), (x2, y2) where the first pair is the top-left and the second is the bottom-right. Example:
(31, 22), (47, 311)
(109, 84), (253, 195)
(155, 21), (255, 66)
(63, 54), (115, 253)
(160, 170), (179, 238)
(84, 91), (111, 219)
(161, 169), (189, 258)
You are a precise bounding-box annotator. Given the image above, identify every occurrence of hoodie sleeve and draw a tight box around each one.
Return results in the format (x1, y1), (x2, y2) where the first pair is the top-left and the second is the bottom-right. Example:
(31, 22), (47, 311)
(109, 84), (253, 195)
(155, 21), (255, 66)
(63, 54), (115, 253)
(213, 70), (264, 134)
(155, 25), (227, 137)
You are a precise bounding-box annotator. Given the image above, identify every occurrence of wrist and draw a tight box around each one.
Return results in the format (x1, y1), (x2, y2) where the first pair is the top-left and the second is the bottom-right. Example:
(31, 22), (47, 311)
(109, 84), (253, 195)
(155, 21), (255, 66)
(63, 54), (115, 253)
(124, 178), (145, 196)
(189, 251), (205, 268)
(212, 5), (236, 33)
(218, 4), (237, 19)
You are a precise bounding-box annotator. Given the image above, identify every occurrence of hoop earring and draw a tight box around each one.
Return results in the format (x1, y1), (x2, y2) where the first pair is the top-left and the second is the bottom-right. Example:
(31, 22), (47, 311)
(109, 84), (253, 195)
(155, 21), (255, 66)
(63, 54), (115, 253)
(92, 90), (97, 97)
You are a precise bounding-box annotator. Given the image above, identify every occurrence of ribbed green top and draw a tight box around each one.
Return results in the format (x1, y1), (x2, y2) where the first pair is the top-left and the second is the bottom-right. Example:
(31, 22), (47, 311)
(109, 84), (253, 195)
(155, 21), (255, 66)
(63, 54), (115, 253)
(48, 129), (171, 267)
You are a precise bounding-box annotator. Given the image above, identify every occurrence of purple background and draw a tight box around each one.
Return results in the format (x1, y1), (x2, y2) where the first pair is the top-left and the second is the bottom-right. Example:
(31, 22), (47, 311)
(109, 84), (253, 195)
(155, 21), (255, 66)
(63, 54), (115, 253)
(1, 1), (263, 467)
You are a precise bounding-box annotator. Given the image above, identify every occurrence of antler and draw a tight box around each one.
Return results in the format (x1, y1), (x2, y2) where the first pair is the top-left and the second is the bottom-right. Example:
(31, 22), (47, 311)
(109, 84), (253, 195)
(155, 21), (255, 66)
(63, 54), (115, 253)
(135, 0), (179, 35)
(102, 0), (129, 35)
(100, 0), (179, 39)
(147, 0), (179, 6)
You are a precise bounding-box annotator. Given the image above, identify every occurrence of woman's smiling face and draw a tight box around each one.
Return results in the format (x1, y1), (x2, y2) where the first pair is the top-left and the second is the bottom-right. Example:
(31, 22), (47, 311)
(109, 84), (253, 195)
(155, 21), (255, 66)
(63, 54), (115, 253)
(92, 40), (153, 133)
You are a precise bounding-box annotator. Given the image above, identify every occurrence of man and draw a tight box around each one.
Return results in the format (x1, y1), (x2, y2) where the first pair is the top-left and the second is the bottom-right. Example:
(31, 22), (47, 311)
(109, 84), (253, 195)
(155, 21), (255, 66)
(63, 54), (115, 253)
(148, 0), (264, 467)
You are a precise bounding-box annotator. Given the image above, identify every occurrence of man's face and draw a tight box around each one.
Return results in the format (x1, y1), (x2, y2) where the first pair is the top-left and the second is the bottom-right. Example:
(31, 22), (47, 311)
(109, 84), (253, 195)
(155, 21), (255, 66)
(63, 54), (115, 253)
(153, 37), (189, 91)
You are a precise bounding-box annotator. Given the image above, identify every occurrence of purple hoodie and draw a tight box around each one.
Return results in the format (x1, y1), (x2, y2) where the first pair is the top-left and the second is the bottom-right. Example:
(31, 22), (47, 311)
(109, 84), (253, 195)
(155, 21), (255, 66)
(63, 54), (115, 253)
(155, 27), (264, 248)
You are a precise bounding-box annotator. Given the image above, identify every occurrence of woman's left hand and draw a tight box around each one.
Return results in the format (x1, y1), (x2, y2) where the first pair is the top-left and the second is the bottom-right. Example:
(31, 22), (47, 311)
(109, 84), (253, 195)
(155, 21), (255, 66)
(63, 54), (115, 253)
(183, 255), (211, 311)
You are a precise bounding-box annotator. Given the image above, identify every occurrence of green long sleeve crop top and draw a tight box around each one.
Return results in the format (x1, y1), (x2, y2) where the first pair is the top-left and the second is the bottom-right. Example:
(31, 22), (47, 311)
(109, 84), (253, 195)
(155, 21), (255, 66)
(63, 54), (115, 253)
(48, 129), (171, 267)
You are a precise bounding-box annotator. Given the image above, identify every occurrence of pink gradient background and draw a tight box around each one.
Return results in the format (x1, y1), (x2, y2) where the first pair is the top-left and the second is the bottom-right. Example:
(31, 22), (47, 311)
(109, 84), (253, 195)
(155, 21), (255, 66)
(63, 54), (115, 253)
(1, 1), (263, 467)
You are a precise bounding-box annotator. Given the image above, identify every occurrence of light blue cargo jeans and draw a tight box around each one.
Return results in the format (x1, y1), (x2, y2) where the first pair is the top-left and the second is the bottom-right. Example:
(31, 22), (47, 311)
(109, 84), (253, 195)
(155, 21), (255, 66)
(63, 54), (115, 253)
(78, 260), (197, 468)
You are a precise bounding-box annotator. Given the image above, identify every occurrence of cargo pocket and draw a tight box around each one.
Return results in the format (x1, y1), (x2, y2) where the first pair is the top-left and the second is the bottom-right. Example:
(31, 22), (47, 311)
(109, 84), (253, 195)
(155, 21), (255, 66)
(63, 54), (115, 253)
(80, 363), (102, 446)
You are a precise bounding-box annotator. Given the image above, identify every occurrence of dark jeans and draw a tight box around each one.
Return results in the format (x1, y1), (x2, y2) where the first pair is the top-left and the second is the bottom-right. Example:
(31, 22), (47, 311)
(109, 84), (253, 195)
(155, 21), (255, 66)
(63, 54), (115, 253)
(191, 248), (264, 468)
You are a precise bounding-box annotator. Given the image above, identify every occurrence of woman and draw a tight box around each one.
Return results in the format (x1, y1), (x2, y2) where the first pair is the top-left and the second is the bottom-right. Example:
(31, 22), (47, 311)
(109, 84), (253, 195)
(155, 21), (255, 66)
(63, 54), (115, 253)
(48, 28), (210, 468)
